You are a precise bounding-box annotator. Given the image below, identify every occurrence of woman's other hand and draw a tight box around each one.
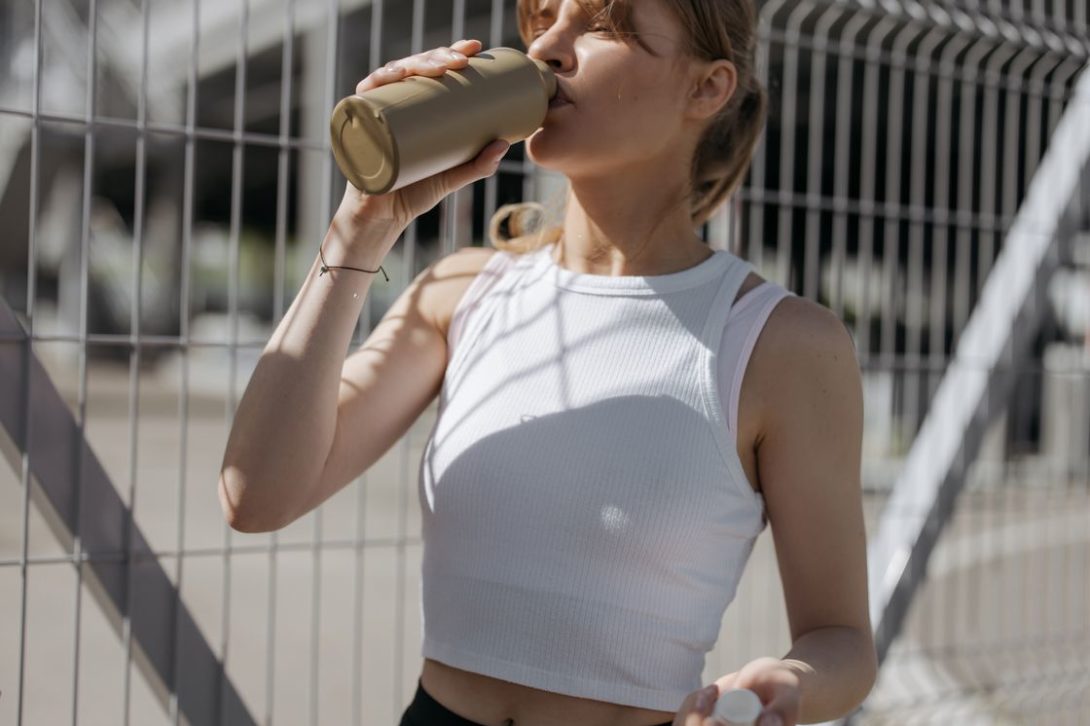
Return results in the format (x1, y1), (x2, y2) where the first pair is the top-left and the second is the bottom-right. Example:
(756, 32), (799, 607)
(671, 683), (721, 725)
(710, 656), (801, 725)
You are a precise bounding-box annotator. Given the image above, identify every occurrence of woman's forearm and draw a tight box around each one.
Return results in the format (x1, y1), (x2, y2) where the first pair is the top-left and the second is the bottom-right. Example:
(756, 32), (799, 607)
(779, 625), (878, 723)
(218, 218), (401, 532)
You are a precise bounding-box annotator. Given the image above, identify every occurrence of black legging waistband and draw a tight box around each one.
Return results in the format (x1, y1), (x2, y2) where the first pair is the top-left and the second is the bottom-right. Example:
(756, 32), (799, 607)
(398, 678), (673, 726)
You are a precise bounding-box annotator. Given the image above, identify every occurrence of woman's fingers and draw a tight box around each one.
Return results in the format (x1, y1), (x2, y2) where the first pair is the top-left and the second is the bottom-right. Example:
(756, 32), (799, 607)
(672, 685), (720, 726)
(355, 39), (484, 95)
(399, 139), (509, 215)
(448, 40), (481, 52)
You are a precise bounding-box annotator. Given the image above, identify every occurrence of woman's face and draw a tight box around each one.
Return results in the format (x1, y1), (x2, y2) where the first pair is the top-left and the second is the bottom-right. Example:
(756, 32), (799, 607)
(523, 0), (697, 178)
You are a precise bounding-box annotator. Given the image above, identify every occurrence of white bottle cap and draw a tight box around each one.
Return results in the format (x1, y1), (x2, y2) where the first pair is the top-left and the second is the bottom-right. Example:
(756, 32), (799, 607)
(712, 687), (763, 726)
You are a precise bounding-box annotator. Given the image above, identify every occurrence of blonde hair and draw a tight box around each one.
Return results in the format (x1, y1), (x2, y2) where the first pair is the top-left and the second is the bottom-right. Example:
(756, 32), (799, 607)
(489, 0), (766, 254)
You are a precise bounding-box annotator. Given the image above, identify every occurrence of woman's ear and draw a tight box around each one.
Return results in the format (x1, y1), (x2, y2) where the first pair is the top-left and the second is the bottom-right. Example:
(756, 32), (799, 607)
(687, 59), (738, 121)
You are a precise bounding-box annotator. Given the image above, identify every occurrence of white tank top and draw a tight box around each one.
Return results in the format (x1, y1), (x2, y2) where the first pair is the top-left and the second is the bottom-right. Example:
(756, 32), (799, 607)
(418, 242), (794, 712)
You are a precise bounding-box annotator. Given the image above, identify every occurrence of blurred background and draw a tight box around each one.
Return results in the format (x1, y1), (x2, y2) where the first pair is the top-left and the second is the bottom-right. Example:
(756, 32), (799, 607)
(0, 0), (1088, 724)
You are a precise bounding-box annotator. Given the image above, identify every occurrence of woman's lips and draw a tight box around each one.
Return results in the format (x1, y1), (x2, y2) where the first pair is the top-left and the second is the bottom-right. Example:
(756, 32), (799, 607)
(549, 84), (572, 109)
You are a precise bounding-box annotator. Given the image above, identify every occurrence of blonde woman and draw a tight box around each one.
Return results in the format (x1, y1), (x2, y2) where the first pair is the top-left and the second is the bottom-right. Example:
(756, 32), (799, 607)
(220, 1), (877, 724)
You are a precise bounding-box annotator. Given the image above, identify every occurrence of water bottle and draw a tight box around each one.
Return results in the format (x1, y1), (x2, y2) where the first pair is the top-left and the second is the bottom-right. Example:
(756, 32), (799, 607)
(330, 46), (557, 195)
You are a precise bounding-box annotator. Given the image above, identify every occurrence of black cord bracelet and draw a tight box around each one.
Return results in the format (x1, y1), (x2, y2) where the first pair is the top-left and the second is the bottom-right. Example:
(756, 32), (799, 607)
(318, 243), (389, 282)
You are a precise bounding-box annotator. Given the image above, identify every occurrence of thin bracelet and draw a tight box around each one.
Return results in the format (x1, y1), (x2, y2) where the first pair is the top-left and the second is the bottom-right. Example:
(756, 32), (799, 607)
(318, 242), (389, 282)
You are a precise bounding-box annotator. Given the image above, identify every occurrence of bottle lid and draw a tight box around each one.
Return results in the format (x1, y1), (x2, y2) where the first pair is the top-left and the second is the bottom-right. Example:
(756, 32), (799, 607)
(712, 688), (763, 725)
(531, 57), (558, 100)
(330, 95), (398, 194)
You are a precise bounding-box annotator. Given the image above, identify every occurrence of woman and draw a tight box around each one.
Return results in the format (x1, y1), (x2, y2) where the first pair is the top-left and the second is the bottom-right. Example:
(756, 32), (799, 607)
(219, 0), (878, 724)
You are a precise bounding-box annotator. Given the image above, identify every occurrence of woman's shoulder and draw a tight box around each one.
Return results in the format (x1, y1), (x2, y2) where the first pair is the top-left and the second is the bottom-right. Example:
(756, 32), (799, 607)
(424, 245), (512, 341)
(748, 295), (862, 421)
(759, 295), (858, 371)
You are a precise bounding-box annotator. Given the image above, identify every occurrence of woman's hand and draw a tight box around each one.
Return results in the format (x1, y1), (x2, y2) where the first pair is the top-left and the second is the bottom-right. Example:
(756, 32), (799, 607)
(671, 682), (721, 725)
(335, 38), (511, 232)
(673, 657), (801, 726)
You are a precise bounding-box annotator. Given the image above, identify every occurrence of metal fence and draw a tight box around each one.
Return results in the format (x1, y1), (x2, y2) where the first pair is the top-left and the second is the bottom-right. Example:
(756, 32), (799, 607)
(0, 0), (1088, 724)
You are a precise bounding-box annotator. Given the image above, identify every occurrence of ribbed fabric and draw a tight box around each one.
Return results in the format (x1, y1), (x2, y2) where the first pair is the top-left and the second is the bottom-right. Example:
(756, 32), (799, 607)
(419, 242), (793, 712)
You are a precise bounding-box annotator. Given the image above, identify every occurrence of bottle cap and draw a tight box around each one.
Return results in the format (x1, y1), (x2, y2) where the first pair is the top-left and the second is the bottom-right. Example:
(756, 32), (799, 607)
(531, 57), (557, 100)
(330, 95), (398, 194)
(712, 688), (763, 725)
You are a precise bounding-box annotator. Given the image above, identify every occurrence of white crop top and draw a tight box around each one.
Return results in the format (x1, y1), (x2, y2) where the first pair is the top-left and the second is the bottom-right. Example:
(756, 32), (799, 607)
(418, 242), (794, 712)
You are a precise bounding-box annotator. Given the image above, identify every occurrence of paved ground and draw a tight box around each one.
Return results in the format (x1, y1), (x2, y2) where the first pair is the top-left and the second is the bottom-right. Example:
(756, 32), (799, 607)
(0, 356), (1086, 725)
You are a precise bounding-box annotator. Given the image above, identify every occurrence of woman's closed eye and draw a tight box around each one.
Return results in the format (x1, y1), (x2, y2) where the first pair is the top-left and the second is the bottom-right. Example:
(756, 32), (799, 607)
(531, 23), (615, 40)
(530, 7), (624, 38)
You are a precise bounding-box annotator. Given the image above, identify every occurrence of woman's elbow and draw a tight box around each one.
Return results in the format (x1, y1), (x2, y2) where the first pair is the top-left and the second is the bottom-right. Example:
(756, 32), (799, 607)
(218, 467), (288, 533)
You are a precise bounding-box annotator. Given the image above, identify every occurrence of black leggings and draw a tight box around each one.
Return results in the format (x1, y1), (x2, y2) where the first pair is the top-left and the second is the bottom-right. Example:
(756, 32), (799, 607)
(398, 678), (673, 726)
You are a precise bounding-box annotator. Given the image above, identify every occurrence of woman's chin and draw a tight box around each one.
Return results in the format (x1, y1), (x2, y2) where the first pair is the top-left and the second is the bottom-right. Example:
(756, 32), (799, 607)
(525, 131), (575, 169)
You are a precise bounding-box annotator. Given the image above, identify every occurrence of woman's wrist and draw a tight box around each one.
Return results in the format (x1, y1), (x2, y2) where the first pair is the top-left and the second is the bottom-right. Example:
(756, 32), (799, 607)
(321, 215), (403, 272)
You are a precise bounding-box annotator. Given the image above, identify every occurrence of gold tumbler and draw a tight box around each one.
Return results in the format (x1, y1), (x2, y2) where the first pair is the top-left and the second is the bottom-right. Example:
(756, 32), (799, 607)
(330, 47), (557, 195)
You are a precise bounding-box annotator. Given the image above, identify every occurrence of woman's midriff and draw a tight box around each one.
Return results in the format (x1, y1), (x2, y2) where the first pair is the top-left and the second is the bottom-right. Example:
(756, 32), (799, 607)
(420, 658), (677, 726)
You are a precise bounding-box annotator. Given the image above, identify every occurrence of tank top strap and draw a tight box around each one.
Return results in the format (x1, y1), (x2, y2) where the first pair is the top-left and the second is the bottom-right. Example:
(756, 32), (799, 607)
(446, 248), (536, 376)
(699, 254), (756, 352)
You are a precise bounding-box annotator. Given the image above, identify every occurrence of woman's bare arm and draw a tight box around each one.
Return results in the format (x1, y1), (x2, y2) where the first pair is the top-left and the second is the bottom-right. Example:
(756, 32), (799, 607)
(218, 38), (507, 533)
(217, 217), (402, 533)
(289, 245), (499, 521)
(219, 235), (497, 533)
(747, 296), (878, 721)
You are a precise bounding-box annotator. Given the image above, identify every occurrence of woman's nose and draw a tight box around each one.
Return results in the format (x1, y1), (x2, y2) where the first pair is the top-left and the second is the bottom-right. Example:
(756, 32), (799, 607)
(528, 31), (574, 74)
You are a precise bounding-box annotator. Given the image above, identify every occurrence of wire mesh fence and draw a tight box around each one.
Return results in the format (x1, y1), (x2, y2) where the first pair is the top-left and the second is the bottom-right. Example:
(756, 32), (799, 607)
(0, 0), (1087, 724)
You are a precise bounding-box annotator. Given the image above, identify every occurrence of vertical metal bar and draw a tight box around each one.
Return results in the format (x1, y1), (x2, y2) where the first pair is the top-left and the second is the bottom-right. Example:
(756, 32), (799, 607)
(394, 378), (412, 710)
(170, 0), (201, 722)
(968, 41), (1014, 336)
(903, 29), (945, 439)
(928, 27), (970, 662)
(17, 1), (45, 723)
(440, 0), (468, 255)
(883, 20), (922, 436)
(951, 36), (990, 355)
(360, 0), (384, 345)
(122, 0), (153, 721)
(831, 12), (868, 322)
(1032, 0), (1047, 28)
(452, 0), (465, 45)
(71, 0), (99, 721)
(855, 16), (899, 367)
(267, 0), (297, 722)
(752, 0), (792, 276)
(776, 2), (814, 288)
(1007, 46), (1041, 686)
(353, 0), (421, 714)
(747, 9), (773, 273)
(351, 366), (370, 726)
(482, 0), (506, 241)
(219, 0), (251, 722)
(997, 48), (1038, 284)
(1025, 52), (1064, 185)
(310, 0), (340, 721)
(803, 6), (840, 301)
(1046, 57), (1084, 141)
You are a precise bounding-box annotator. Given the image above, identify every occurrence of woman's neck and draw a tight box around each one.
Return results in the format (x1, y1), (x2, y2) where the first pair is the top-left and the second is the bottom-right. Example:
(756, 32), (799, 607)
(556, 175), (709, 277)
